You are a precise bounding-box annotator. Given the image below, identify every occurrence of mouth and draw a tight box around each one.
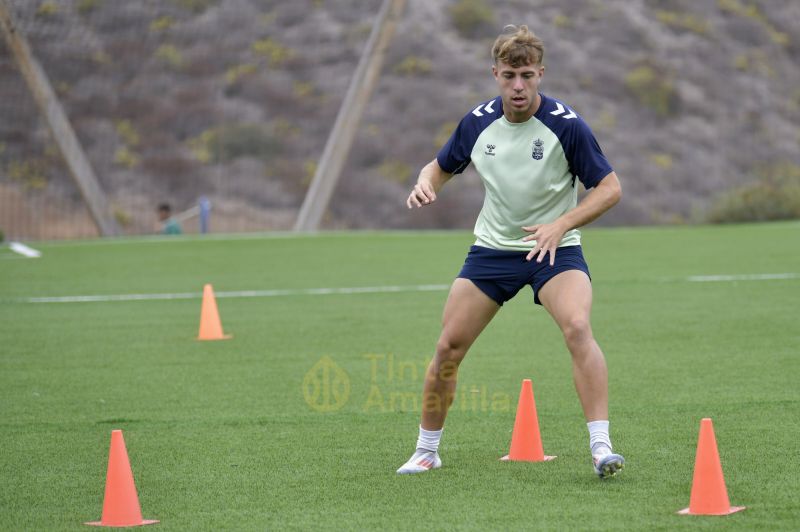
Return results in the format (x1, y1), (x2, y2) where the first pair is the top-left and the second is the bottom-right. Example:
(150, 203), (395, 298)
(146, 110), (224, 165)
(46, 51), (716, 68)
(510, 95), (527, 107)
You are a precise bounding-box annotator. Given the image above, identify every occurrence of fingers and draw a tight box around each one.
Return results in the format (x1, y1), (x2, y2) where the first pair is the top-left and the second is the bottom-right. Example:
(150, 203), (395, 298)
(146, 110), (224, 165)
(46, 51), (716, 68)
(525, 226), (541, 260)
(525, 233), (541, 261)
(536, 246), (556, 265)
(406, 188), (424, 208)
(418, 182), (436, 203)
(526, 246), (556, 264)
(523, 223), (560, 265)
(521, 225), (540, 242)
(406, 183), (436, 209)
(525, 234), (556, 264)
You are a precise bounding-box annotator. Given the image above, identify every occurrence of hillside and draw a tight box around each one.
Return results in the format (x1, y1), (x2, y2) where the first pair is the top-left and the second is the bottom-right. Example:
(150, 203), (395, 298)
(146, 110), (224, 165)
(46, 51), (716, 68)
(1, 0), (799, 236)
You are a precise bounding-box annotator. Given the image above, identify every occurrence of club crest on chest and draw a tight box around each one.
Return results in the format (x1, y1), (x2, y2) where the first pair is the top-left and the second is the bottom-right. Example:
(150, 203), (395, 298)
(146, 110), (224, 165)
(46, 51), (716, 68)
(532, 138), (544, 160)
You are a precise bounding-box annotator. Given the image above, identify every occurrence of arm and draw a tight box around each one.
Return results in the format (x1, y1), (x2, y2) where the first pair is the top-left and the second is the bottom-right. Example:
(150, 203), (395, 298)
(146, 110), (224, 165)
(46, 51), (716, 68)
(522, 171), (622, 264)
(406, 159), (453, 209)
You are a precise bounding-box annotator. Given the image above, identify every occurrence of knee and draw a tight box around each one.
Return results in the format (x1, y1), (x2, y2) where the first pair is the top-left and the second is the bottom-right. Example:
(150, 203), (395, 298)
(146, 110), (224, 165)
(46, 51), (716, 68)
(562, 317), (593, 347)
(435, 337), (468, 366)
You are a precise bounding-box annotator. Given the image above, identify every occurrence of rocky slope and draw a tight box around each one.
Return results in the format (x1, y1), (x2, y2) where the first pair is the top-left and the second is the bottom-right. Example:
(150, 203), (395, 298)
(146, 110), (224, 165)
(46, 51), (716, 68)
(1, 0), (798, 236)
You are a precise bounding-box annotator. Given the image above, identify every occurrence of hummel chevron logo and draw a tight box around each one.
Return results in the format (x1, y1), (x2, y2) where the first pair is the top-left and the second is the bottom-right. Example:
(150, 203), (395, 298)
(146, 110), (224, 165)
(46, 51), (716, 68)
(472, 99), (496, 117)
(550, 102), (577, 119)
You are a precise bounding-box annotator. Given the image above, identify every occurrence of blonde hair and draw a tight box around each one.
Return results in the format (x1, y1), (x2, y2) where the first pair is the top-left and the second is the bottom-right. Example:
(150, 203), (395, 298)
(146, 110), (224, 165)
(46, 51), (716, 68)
(491, 25), (544, 67)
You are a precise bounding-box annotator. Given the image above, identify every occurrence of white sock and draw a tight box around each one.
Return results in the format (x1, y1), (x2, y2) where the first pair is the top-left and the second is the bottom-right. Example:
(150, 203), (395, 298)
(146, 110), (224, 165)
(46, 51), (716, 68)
(416, 425), (442, 453)
(587, 420), (612, 455)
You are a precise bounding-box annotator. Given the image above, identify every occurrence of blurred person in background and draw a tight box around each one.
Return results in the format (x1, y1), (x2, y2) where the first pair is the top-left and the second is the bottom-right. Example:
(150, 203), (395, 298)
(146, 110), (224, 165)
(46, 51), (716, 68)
(156, 203), (182, 235)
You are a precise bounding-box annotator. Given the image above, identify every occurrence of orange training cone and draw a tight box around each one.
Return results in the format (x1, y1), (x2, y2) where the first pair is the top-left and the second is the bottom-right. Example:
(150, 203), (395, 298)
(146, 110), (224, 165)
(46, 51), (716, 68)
(86, 430), (158, 527)
(197, 284), (231, 340)
(501, 379), (556, 462)
(678, 418), (745, 515)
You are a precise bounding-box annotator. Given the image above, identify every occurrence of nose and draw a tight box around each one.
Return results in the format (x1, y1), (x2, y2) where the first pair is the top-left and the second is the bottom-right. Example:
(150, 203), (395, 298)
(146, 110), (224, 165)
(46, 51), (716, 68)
(512, 76), (524, 91)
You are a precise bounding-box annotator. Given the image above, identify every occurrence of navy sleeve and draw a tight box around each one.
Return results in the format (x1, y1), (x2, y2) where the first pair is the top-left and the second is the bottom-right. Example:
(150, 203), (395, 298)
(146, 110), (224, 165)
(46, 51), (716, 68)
(436, 115), (474, 175)
(563, 118), (613, 189)
(436, 97), (502, 175)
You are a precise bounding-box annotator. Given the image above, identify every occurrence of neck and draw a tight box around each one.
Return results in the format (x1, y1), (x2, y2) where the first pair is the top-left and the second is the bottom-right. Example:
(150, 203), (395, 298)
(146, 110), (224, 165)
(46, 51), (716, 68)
(505, 93), (541, 123)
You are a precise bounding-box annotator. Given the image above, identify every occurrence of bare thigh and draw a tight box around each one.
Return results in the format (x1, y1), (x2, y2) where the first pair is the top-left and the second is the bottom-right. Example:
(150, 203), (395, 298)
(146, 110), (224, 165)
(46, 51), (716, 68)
(537, 269), (593, 332)
(438, 278), (500, 355)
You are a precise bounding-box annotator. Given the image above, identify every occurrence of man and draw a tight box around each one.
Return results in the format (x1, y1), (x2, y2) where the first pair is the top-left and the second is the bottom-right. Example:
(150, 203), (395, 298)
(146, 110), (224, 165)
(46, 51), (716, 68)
(397, 25), (624, 479)
(157, 203), (182, 235)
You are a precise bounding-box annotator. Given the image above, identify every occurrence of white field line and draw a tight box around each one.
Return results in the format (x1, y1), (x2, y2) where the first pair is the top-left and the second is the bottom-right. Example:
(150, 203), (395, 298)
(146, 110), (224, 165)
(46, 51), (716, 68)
(9, 242), (42, 258)
(8, 273), (799, 304)
(687, 273), (800, 282)
(15, 284), (452, 304)
(20, 230), (462, 248)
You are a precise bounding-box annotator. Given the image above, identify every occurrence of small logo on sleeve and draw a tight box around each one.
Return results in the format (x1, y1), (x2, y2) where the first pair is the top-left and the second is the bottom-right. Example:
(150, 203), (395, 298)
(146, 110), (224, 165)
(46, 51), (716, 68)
(532, 138), (544, 160)
(550, 102), (577, 119)
(472, 99), (496, 117)
(485, 144), (496, 156)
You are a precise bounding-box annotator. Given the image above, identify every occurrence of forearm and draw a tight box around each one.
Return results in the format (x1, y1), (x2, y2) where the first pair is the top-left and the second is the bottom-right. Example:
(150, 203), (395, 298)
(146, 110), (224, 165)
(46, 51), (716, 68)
(556, 172), (621, 232)
(418, 159), (452, 193)
(407, 159), (453, 209)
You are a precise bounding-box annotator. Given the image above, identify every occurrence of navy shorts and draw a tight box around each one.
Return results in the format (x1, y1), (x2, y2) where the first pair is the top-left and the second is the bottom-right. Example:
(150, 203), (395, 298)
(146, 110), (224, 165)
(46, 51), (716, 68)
(457, 245), (591, 306)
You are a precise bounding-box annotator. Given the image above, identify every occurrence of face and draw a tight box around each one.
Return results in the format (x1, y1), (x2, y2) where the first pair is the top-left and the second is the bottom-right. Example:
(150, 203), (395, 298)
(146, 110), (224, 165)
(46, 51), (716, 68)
(492, 61), (545, 122)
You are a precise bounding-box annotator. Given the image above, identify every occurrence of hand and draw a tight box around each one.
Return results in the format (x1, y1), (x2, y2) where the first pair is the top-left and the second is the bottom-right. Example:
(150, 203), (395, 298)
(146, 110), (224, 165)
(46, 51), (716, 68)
(521, 221), (567, 265)
(406, 180), (437, 209)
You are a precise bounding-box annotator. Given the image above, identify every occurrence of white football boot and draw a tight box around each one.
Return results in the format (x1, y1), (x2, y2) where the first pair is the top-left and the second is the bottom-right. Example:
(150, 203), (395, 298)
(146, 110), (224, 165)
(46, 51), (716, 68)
(396, 449), (442, 474)
(592, 447), (625, 479)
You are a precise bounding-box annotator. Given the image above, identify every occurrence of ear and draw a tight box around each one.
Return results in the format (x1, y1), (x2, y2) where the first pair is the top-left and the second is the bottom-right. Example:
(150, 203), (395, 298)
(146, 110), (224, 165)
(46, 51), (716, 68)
(491, 64), (499, 80)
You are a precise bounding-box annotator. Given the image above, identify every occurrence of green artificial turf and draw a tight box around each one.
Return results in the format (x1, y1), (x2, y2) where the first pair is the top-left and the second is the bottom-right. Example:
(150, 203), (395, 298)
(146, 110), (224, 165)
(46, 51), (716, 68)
(1, 222), (798, 530)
